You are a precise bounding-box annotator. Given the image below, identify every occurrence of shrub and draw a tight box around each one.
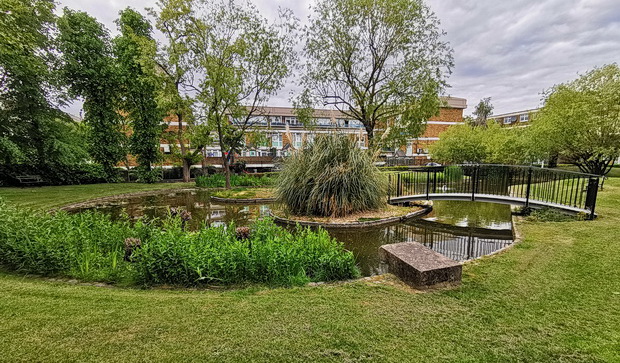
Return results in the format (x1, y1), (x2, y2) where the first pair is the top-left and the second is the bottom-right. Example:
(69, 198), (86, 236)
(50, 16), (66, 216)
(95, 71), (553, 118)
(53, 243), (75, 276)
(195, 173), (276, 188)
(136, 167), (162, 184)
(0, 201), (359, 286)
(276, 134), (387, 217)
(0, 163), (109, 186)
(400, 166), (464, 185)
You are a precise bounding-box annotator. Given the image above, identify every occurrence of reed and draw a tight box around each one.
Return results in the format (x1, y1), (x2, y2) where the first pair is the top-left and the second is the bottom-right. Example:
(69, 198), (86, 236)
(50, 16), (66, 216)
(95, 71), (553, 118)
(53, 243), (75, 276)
(276, 134), (387, 217)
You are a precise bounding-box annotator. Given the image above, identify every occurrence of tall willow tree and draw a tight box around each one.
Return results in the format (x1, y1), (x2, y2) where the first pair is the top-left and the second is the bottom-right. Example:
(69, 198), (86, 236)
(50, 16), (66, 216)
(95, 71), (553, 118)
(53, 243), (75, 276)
(189, 0), (296, 189)
(114, 8), (164, 183)
(58, 9), (125, 180)
(302, 0), (453, 154)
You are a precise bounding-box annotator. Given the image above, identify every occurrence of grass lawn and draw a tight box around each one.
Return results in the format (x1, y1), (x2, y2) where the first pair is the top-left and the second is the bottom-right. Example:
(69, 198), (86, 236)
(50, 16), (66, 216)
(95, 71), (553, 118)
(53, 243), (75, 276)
(0, 182), (194, 210)
(0, 180), (619, 361)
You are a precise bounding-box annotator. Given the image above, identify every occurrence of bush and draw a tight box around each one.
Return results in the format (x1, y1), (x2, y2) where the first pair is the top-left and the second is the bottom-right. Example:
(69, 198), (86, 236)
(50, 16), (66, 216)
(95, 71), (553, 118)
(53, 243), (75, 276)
(135, 167), (162, 184)
(195, 173), (276, 188)
(0, 201), (358, 286)
(134, 218), (359, 286)
(0, 163), (110, 186)
(400, 166), (464, 185)
(276, 134), (387, 217)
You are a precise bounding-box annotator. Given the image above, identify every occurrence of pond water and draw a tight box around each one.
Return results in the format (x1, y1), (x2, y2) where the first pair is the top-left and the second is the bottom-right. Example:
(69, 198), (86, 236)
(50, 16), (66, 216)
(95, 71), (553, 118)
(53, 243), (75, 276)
(73, 189), (514, 276)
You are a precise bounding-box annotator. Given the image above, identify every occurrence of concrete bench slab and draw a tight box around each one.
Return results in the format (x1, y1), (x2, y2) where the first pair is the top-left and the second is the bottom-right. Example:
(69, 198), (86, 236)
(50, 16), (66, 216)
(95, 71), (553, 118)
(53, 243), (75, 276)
(379, 242), (462, 288)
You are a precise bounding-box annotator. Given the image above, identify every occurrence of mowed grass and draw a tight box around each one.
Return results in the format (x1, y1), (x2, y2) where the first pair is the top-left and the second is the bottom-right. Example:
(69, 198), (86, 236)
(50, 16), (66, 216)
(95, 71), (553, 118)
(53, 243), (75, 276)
(0, 180), (619, 361)
(0, 182), (194, 210)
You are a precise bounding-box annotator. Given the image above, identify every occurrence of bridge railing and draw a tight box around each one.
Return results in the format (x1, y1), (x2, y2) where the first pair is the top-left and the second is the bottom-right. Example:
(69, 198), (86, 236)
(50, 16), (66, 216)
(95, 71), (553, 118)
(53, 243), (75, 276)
(387, 164), (600, 219)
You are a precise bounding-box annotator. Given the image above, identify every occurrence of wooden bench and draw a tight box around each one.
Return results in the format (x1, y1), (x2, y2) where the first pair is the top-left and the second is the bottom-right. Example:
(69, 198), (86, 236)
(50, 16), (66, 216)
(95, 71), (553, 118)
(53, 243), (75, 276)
(15, 175), (44, 186)
(379, 242), (462, 288)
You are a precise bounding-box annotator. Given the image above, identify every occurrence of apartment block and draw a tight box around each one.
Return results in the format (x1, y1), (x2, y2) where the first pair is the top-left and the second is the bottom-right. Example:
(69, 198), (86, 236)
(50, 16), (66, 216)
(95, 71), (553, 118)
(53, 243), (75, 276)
(158, 96), (467, 170)
(490, 108), (539, 127)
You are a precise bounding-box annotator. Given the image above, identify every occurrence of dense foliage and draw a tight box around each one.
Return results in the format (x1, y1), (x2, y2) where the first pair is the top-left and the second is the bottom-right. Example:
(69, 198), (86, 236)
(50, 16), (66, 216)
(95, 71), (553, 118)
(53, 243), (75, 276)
(57, 9), (126, 179)
(302, 0), (453, 152)
(276, 135), (387, 217)
(195, 173), (276, 188)
(0, 201), (359, 286)
(114, 8), (164, 182)
(531, 64), (620, 176)
(430, 122), (539, 164)
(0, 0), (92, 178)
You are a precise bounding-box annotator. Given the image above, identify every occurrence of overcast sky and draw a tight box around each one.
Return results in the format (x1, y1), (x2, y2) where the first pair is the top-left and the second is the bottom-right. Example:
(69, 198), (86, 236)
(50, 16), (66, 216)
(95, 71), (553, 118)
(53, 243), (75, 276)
(56, 0), (620, 116)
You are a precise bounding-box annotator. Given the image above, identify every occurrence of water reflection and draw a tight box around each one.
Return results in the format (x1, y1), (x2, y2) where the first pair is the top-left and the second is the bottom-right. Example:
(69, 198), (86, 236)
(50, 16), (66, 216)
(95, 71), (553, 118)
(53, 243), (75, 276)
(74, 191), (513, 276)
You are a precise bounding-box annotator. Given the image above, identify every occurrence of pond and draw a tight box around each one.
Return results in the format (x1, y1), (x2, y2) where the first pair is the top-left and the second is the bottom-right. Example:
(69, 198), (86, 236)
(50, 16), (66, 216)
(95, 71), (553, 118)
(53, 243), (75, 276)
(72, 189), (514, 276)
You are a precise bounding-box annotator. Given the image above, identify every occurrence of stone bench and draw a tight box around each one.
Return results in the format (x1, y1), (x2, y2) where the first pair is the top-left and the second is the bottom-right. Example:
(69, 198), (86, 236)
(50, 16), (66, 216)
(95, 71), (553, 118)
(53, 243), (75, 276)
(379, 242), (462, 288)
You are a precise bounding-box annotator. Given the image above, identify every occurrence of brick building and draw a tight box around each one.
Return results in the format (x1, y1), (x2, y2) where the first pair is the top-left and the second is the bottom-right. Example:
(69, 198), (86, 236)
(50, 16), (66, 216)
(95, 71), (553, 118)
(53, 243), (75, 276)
(490, 108), (539, 127)
(157, 96), (467, 170)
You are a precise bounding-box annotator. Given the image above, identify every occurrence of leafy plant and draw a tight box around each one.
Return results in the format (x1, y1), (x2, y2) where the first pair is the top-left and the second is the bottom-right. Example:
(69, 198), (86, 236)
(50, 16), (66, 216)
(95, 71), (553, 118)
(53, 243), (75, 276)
(0, 200), (358, 286)
(195, 174), (276, 188)
(276, 134), (387, 217)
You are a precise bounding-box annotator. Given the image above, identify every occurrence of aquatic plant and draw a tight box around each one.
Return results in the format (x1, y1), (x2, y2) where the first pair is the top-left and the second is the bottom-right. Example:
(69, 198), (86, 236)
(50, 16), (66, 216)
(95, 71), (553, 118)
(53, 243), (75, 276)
(276, 134), (387, 217)
(0, 200), (359, 286)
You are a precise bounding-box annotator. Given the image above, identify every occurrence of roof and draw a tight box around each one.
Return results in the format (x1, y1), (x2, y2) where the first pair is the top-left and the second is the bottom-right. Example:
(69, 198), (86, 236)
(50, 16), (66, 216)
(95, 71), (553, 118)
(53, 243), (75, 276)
(250, 96), (468, 116)
(491, 108), (540, 119)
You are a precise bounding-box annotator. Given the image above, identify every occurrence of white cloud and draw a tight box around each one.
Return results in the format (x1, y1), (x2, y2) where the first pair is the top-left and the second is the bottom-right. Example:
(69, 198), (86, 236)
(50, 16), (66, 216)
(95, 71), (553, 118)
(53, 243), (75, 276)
(57, 0), (620, 116)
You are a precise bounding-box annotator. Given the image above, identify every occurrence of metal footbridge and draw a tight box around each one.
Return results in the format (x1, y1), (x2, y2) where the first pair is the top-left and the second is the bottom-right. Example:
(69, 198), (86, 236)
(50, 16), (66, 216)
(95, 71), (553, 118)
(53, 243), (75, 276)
(387, 165), (601, 219)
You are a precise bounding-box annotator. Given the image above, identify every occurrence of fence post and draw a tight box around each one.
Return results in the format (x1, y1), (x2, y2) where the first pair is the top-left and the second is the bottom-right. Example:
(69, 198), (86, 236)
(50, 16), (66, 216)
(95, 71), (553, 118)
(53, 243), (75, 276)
(525, 167), (533, 208)
(426, 169), (431, 200)
(585, 176), (599, 220)
(387, 173), (392, 203)
(397, 173), (401, 198)
(471, 165), (479, 201)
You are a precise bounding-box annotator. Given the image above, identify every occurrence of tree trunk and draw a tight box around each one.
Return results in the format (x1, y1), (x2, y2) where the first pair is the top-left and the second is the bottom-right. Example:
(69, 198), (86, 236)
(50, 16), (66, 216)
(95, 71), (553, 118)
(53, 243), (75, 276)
(182, 158), (191, 182)
(222, 153), (231, 189)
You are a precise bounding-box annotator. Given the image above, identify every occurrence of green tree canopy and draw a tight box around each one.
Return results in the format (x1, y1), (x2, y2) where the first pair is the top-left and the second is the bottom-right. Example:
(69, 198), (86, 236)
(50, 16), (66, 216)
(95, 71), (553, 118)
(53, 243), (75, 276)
(114, 8), (164, 182)
(188, 0), (296, 188)
(532, 64), (620, 175)
(301, 0), (453, 153)
(430, 122), (538, 165)
(0, 0), (84, 170)
(58, 8), (125, 179)
(148, 0), (200, 182)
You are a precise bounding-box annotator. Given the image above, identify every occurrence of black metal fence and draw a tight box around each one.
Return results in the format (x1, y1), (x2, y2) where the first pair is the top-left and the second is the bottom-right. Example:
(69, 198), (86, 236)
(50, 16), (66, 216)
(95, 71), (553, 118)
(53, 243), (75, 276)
(387, 164), (600, 219)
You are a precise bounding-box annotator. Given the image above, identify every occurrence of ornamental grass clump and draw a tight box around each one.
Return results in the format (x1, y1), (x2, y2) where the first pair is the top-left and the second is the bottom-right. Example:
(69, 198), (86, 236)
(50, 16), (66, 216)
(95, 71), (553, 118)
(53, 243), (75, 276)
(276, 134), (387, 217)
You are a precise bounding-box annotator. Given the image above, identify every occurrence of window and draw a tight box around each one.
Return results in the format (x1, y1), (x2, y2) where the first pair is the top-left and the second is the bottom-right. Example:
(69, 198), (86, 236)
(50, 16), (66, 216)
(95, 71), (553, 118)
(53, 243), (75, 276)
(406, 145), (413, 156)
(285, 117), (298, 125)
(293, 133), (302, 148)
(316, 118), (331, 126)
(503, 116), (516, 124)
(248, 116), (267, 125)
(357, 136), (366, 148)
(269, 116), (284, 125)
(271, 133), (283, 148)
(349, 120), (364, 128)
(520, 114), (529, 122)
(306, 133), (315, 144)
